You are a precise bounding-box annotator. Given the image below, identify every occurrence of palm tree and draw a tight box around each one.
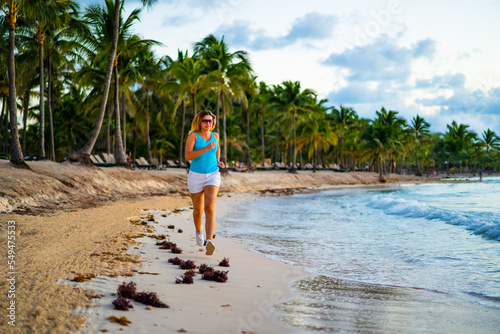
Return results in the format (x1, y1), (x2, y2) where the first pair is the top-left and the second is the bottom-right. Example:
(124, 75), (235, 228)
(444, 121), (477, 172)
(272, 80), (315, 172)
(480, 128), (500, 152)
(1, 0), (34, 169)
(297, 102), (336, 172)
(69, 0), (157, 165)
(331, 105), (358, 166)
(362, 107), (406, 181)
(27, 0), (74, 160)
(250, 81), (272, 167)
(193, 34), (253, 166)
(169, 57), (209, 117)
(409, 114), (430, 176)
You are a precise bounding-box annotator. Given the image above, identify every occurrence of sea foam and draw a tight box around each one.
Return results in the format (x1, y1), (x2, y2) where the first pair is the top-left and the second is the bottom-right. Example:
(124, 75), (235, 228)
(368, 194), (500, 241)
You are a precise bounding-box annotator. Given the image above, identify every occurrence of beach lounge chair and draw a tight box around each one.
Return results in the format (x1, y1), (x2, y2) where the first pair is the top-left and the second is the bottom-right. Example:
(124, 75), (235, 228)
(90, 155), (106, 167)
(150, 158), (159, 169)
(135, 157), (152, 169)
(167, 160), (180, 168)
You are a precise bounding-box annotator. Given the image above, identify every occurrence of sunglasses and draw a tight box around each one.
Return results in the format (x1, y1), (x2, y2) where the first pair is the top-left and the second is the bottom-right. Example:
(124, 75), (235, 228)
(201, 119), (213, 124)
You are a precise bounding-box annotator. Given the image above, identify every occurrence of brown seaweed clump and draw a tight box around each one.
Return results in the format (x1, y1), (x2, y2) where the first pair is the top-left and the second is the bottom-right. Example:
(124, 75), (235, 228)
(107, 315), (131, 326)
(112, 295), (134, 311)
(219, 257), (230, 267)
(133, 292), (169, 308)
(179, 260), (197, 270)
(168, 257), (184, 265)
(71, 274), (96, 282)
(170, 246), (183, 254)
(178, 228), (183, 233)
(175, 276), (193, 284)
(117, 282), (137, 299)
(175, 269), (196, 284)
(202, 270), (229, 283)
(167, 224), (175, 229)
(198, 264), (213, 274)
(157, 240), (176, 250)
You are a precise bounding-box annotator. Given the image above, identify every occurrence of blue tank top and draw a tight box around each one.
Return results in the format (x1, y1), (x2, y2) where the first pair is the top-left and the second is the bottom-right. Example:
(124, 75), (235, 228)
(190, 132), (219, 174)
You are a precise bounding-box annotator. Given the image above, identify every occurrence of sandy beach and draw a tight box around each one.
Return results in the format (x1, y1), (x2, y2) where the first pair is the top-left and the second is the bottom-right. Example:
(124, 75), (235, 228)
(0, 160), (445, 333)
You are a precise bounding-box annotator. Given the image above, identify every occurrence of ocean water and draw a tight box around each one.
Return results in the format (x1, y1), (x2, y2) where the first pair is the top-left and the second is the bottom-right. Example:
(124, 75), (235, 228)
(219, 177), (500, 333)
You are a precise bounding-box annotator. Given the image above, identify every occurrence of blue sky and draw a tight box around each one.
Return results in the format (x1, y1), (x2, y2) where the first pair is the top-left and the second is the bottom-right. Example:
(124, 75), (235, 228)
(80, 0), (500, 136)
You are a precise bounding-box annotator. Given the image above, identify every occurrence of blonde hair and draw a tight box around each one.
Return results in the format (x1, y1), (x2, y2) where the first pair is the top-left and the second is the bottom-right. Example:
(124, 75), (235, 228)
(190, 110), (216, 133)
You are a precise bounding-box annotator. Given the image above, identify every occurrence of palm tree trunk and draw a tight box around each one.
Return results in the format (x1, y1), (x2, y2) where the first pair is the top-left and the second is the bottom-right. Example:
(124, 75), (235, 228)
(192, 92), (196, 116)
(70, 0), (120, 165)
(289, 111), (297, 173)
(415, 154), (422, 176)
(221, 93), (227, 164)
(22, 92), (28, 155)
(0, 97), (5, 149)
(3, 101), (10, 153)
(48, 54), (55, 161)
(122, 91), (126, 151)
(7, 16), (28, 169)
(106, 101), (111, 154)
(38, 39), (46, 160)
(179, 99), (185, 164)
(275, 127), (279, 164)
(260, 108), (264, 167)
(338, 138), (343, 167)
(216, 93), (220, 134)
(146, 88), (152, 163)
(114, 66), (127, 166)
(246, 107), (250, 165)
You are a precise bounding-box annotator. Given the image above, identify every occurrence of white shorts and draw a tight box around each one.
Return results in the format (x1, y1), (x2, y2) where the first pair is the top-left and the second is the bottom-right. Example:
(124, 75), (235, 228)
(187, 170), (221, 194)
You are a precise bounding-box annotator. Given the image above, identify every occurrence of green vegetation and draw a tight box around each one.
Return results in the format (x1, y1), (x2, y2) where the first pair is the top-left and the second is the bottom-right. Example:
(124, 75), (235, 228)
(1, 0), (499, 177)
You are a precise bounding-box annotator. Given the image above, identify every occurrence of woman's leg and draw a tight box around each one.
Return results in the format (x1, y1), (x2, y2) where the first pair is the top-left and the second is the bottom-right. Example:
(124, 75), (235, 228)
(203, 185), (219, 241)
(190, 191), (204, 233)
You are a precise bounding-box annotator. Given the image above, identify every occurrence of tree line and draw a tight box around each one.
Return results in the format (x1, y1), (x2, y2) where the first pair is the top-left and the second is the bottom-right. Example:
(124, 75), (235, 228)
(1, 0), (499, 177)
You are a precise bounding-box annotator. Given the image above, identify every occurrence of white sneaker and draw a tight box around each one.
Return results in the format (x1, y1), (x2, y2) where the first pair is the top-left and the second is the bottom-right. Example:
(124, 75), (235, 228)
(206, 240), (215, 255)
(196, 233), (205, 247)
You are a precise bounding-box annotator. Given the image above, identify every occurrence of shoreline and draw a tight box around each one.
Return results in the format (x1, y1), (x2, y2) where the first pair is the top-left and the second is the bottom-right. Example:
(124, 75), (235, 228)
(0, 161), (488, 333)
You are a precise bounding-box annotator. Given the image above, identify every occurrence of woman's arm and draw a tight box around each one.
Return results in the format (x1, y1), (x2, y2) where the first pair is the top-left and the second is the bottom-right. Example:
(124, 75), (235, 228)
(214, 133), (225, 168)
(185, 132), (215, 161)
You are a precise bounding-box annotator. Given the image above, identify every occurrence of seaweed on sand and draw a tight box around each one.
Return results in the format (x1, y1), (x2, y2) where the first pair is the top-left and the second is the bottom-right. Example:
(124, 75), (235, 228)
(71, 274), (95, 282)
(133, 292), (169, 308)
(175, 269), (196, 284)
(202, 270), (229, 283)
(156, 240), (176, 250)
(117, 281), (137, 299)
(167, 224), (175, 229)
(219, 257), (230, 267)
(107, 315), (131, 326)
(175, 276), (193, 284)
(178, 228), (183, 233)
(198, 264), (213, 274)
(168, 257), (184, 265)
(112, 295), (134, 311)
(171, 246), (183, 254)
(179, 260), (197, 270)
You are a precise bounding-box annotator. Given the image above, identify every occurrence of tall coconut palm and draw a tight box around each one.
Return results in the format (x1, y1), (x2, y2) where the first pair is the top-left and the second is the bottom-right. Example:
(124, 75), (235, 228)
(272, 80), (316, 172)
(331, 105), (358, 166)
(444, 121), (477, 172)
(480, 128), (500, 152)
(250, 81), (272, 167)
(27, 0), (74, 160)
(194, 34), (253, 166)
(69, 0), (157, 165)
(1, 0), (34, 169)
(169, 57), (209, 117)
(409, 114), (430, 176)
